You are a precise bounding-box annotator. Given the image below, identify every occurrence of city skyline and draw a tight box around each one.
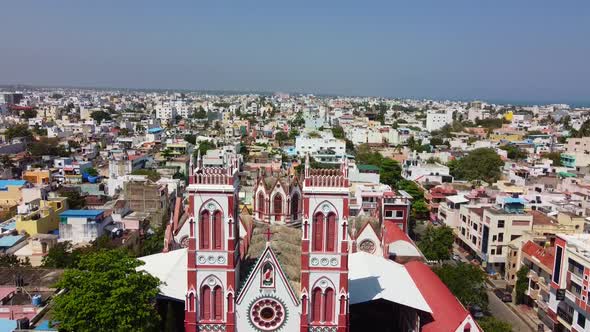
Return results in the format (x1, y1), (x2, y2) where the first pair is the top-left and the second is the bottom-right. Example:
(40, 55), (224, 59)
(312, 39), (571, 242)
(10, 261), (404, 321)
(1, 0), (589, 104)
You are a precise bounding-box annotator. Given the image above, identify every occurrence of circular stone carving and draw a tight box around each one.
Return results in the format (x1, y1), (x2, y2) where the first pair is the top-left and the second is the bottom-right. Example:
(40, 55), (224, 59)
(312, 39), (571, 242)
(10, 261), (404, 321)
(207, 203), (215, 211)
(180, 236), (189, 248)
(198, 256), (206, 264)
(207, 278), (216, 286)
(330, 258), (338, 266)
(310, 258), (319, 266)
(322, 204), (330, 213)
(207, 256), (216, 264)
(217, 256), (226, 264)
(320, 258), (329, 266)
(248, 297), (287, 331)
(359, 239), (376, 254)
(319, 280), (328, 288)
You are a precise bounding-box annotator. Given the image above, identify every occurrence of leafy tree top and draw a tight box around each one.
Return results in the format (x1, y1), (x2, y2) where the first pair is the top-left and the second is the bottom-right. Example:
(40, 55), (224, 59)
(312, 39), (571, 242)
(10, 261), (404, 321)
(52, 250), (161, 331)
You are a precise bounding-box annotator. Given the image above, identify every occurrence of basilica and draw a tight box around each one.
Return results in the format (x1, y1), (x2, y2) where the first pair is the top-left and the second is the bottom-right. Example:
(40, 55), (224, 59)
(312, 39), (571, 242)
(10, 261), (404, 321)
(140, 153), (480, 332)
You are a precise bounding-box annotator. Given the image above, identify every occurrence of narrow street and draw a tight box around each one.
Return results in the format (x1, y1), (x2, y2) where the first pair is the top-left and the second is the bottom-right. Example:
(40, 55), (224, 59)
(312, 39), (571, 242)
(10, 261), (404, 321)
(485, 286), (533, 332)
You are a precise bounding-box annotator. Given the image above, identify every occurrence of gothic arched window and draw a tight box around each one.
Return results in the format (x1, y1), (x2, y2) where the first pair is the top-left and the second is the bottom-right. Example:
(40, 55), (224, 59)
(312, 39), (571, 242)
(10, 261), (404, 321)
(312, 287), (322, 322)
(212, 210), (223, 250)
(273, 194), (283, 219)
(213, 286), (223, 321)
(291, 193), (300, 221)
(324, 288), (334, 322)
(313, 213), (325, 251)
(257, 191), (265, 218)
(199, 210), (210, 250)
(201, 286), (211, 320)
(326, 212), (337, 252)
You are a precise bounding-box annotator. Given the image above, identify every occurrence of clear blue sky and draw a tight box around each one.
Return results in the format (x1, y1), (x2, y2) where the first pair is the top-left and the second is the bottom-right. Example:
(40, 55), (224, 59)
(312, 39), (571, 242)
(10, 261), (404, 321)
(1, 0), (589, 104)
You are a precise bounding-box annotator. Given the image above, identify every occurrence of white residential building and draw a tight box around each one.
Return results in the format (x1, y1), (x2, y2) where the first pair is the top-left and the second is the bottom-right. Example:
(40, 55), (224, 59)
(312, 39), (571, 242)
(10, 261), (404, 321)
(426, 109), (453, 132)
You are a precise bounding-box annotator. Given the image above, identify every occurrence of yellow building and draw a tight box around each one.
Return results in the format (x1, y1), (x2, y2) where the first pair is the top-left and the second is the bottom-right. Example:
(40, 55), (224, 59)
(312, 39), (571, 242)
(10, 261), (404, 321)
(504, 110), (513, 121)
(22, 169), (51, 186)
(0, 180), (28, 206)
(15, 198), (68, 236)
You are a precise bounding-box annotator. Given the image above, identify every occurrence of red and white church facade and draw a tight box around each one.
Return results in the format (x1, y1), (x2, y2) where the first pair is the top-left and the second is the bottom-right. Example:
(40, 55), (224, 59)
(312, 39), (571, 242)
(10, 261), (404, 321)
(184, 155), (350, 332)
(143, 152), (481, 332)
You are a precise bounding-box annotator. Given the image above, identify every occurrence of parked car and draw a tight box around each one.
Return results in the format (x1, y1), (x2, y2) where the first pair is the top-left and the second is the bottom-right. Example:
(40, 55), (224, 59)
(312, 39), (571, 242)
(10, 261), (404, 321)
(469, 305), (485, 319)
(494, 289), (513, 302)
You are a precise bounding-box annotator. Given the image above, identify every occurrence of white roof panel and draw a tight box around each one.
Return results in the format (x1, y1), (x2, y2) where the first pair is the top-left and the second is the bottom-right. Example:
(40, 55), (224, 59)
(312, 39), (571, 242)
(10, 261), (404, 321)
(349, 252), (431, 313)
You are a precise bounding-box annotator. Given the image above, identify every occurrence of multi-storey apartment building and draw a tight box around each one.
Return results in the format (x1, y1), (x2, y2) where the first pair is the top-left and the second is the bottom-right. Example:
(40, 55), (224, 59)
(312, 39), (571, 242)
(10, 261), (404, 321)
(549, 234), (590, 331)
(457, 197), (533, 274)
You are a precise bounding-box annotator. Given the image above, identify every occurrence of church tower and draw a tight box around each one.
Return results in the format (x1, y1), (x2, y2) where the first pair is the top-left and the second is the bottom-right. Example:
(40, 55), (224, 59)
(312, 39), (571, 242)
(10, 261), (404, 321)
(185, 152), (241, 332)
(300, 155), (350, 332)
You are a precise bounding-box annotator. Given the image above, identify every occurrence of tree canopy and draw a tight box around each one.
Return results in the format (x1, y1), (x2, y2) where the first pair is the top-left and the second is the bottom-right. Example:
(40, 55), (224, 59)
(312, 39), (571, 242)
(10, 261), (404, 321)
(515, 265), (530, 304)
(131, 169), (161, 182)
(5, 124), (33, 140)
(477, 317), (512, 332)
(57, 188), (86, 210)
(52, 250), (161, 331)
(434, 263), (488, 310)
(417, 225), (454, 261)
(541, 152), (563, 166)
(90, 110), (112, 124)
(449, 148), (504, 183)
(500, 145), (528, 160)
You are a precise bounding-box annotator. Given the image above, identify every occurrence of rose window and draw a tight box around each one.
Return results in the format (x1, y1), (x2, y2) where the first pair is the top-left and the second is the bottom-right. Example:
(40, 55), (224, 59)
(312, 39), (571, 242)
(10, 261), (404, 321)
(249, 297), (286, 331)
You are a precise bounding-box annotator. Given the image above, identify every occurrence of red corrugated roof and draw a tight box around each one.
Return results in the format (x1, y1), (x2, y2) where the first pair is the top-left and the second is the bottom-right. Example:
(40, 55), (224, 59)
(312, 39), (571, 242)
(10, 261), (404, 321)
(405, 261), (471, 332)
(382, 222), (412, 246)
(522, 240), (555, 269)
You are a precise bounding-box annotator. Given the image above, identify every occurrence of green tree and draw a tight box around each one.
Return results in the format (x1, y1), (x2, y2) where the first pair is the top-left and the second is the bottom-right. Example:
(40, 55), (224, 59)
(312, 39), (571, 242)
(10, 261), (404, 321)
(477, 317), (512, 332)
(434, 262), (489, 309)
(450, 148), (504, 183)
(42, 242), (81, 269)
(500, 145), (528, 160)
(5, 124), (33, 140)
(275, 131), (289, 144)
(83, 167), (99, 177)
(160, 148), (174, 161)
(332, 126), (345, 139)
(0, 254), (30, 267)
(288, 129), (299, 140)
(418, 225), (455, 261)
(57, 189), (86, 210)
(196, 141), (216, 156)
(52, 250), (161, 331)
(184, 134), (197, 145)
(131, 169), (161, 182)
(192, 106), (207, 119)
(515, 265), (530, 304)
(411, 199), (429, 219)
(28, 137), (70, 157)
(397, 180), (423, 200)
(22, 109), (37, 119)
(541, 152), (563, 166)
(380, 159), (402, 188)
(90, 110), (112, 124)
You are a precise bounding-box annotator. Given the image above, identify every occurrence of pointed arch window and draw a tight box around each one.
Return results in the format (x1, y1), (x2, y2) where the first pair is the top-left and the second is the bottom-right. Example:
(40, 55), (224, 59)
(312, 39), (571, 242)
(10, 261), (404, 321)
(212, 210), (223, 250)
(291, 193), (300, 221)
(312, 287), (323, 323)
(213, 286), (223, 321)
(201, 286), (211, 320)
(199, 210), (210, 250)
(273, 194), (283, 217)
(188, 292), (195, 312)
(313, 213), (325, 251)
(324, 288), (334, 322)
(326, 212), (336, 252)
(257, 191), (265, 218)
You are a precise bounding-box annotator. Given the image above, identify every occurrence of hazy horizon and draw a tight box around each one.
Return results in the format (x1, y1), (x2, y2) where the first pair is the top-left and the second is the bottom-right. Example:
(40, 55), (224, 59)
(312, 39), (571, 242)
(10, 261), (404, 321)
(1, 1), (589, 104)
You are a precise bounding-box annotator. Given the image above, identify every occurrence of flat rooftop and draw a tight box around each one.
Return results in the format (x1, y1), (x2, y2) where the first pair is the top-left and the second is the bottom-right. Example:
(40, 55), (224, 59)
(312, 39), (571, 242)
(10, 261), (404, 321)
(59, 209), (104, 218)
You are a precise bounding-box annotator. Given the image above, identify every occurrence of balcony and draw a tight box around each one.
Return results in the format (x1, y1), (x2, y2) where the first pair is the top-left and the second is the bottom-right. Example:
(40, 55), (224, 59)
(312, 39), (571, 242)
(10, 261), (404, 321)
(557, 306), (573, 326)
(527, 287), (540, 300)
(528, 270), (539, 282)
(361, 201), (377, 209)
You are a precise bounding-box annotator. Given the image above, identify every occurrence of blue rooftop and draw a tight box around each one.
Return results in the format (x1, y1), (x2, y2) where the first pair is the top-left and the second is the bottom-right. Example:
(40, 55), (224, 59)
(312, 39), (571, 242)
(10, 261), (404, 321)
(148, 127), (163, 133)
(504, 197), (525, 204)
(0, 235), (24, 248)
(0, 180), (27, 190)
(59, 210), (105, 218)
(35, 320), (57, 331)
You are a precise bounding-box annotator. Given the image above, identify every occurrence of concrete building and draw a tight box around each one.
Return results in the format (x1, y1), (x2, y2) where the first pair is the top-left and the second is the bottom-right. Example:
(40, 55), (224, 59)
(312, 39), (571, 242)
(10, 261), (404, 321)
(457, 197), (533, 275)
(426, 109), (453, 132)
(549, 234), (590, 331)
(58, 209), (110, 244)
(15, 198), (67, 236)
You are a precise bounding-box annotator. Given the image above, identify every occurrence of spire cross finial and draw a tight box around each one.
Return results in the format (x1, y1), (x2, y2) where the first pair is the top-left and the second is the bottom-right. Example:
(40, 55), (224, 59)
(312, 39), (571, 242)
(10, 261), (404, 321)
(264, 228), (274, 243)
